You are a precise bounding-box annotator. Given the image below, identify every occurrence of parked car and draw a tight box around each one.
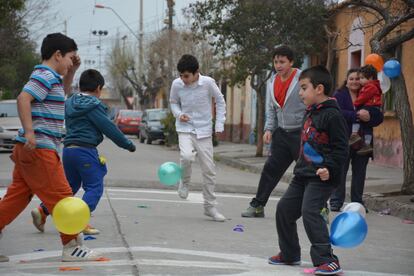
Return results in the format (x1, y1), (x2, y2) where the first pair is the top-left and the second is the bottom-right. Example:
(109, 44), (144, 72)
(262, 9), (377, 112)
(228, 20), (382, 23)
(139, 108), (168, 144)
(0, 100), (20, 150)
(114, 109), (143, 136)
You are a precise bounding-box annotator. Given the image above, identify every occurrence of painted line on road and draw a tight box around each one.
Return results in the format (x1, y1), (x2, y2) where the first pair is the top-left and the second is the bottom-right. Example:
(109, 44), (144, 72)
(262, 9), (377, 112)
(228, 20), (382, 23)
(106, 188), (281, 201)
(2, 246), (409, 276)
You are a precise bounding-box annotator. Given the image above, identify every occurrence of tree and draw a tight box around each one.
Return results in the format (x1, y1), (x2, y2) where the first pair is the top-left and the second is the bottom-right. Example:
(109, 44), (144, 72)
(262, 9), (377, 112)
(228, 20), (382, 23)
(0, 0), (40, 99)
(331, 0), (414, 194)
(188, 0), (327, 156)
(145, 29), (217, 105)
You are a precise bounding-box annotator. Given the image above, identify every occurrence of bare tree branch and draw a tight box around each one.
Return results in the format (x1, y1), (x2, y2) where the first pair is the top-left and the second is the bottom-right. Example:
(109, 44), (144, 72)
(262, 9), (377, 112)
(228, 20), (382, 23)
(383, 27), (414, 53)
(332, 0), (389, 20)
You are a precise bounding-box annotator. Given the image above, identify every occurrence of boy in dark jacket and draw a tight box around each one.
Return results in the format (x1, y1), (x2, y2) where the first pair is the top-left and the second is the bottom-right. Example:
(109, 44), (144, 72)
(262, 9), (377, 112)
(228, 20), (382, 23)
(349, 65), (382, 155)
(31, 69), (136, 235)
(269, 66), (348, 275)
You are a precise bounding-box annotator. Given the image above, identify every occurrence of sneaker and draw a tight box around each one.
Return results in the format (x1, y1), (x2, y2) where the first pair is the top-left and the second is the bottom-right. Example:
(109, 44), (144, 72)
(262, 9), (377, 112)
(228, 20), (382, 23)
(268, 253), (301, 265)
(204, 207), (226, 222)
(349, 133), (362, 146)
(241, 205), (265, 218)
(178, 181), (189, 199)
(330, 206), (341, 212)
(31, 207), (47, 232)
(62, 236), (101, 262)
(314, 261), (342, 275)
(357, 144), (373, 155)
(83, 224), (100, 235)
(0, 233), (9, 262)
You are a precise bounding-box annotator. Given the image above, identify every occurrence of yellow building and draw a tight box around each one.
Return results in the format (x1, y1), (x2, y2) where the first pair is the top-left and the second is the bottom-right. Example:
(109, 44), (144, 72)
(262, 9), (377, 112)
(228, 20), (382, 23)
(331, 1), (414, 168)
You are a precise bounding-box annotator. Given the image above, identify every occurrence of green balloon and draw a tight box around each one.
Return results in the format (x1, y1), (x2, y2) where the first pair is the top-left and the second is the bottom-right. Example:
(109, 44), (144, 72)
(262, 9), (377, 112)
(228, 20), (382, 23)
(158, 162), (181, 186)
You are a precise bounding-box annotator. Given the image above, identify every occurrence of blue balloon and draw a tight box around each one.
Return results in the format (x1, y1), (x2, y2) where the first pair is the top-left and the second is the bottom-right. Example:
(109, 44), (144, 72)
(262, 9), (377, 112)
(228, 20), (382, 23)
(158, 162), (181, 186)
(330, 211), (368, 248)
(383, 60), (401, 78)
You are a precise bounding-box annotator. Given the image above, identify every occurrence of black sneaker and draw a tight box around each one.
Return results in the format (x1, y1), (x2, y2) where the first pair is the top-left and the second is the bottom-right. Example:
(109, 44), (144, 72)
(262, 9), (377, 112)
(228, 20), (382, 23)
(241, 205), (264, 218)
(330, 206), (341, 212)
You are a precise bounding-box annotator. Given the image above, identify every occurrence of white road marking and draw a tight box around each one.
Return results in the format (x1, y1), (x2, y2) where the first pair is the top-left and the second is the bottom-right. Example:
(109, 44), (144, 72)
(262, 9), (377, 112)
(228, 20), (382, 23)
(1, 246), (409, 276)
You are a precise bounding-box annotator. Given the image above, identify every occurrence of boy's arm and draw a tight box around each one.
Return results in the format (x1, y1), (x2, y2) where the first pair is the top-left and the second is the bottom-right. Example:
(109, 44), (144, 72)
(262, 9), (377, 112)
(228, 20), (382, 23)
(169, 81), (182, 118)
(17, 92), (36, 150)
(63, 55), (81, 95)
(88, 106), (135, 151)
(322, 113), (349, 179)
(264, 82), (277, 132)
(210, 81), (226, 132)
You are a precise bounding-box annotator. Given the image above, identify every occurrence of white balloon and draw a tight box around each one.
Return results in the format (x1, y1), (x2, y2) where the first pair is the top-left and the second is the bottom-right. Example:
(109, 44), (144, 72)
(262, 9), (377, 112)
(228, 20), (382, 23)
(378, 71), (391, 94)
(343, 202), (366, 218)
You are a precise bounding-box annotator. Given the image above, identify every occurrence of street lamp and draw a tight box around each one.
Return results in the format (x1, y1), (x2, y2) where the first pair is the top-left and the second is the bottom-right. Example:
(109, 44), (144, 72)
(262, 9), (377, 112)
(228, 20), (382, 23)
(95, 4), (139, 41)
(91, 30), (108, 72)
(95, 3), (143, 110)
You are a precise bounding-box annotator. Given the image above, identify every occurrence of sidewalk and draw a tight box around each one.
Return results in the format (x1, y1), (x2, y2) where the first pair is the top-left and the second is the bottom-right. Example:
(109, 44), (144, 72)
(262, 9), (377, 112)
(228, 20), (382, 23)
(214, 141), (414, 221)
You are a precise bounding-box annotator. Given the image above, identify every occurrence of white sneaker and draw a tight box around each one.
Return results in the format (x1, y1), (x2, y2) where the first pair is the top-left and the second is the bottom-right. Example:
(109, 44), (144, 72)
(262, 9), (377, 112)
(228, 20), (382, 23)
(178, 181), (189, 199)
(0, 233), (9, 262)
(62, 235), (101, 262)
(204, 207), (226, 222)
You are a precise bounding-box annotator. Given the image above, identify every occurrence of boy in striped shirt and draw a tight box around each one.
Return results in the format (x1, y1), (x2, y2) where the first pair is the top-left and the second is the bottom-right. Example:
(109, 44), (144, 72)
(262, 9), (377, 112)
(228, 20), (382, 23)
(0, 33), (100, 262)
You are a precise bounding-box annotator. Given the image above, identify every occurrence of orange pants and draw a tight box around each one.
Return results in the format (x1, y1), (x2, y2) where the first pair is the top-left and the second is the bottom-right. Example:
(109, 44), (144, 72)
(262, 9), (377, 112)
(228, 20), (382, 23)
(0, 143), (77, 245)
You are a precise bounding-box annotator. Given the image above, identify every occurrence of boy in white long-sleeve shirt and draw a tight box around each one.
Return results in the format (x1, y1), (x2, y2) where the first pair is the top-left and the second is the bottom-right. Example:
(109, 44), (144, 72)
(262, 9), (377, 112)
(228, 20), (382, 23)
(169, 54), (226, 222)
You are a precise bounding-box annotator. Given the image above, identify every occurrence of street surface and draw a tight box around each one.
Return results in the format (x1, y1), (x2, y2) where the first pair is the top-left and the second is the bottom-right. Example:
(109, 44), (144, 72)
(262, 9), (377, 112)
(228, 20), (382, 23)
(0, 138), (413, 275)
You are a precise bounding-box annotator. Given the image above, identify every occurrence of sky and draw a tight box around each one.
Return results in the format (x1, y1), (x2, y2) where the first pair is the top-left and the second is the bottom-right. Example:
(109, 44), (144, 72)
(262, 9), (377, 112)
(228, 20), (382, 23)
(28, 0), (197, 80)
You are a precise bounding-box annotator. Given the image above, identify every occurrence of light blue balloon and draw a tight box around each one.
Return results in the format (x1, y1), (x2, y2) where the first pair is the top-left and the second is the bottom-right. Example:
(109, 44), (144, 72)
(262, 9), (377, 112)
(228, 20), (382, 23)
(158, 162), (181, 186)
(330, 211), (368, 248)
(383, 60), (401, 78)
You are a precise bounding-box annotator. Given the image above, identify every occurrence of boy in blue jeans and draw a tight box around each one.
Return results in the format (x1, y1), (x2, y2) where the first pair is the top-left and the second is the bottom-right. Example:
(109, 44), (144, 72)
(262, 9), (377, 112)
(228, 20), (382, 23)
(31, 69), (136, 235)
(269, 66), (348, 275)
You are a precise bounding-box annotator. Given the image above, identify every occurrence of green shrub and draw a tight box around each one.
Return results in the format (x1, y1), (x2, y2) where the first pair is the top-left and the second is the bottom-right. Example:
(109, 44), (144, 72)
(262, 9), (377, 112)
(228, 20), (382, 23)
(161, 112), (178, 146)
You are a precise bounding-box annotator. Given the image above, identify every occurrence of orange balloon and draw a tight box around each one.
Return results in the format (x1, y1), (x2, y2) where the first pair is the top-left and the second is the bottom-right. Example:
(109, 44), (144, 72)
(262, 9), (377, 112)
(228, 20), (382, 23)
(365, 54), (384, 72)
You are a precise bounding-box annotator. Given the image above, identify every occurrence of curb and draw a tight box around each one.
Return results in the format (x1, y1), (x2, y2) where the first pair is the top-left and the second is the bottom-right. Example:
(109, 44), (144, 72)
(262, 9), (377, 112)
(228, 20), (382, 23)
(215, 154), (414, 221)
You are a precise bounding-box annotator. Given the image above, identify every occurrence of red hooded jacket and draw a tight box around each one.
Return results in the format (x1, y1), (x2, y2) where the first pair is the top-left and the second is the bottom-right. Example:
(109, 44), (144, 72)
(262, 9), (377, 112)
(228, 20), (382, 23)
(354, 80), (382, 107)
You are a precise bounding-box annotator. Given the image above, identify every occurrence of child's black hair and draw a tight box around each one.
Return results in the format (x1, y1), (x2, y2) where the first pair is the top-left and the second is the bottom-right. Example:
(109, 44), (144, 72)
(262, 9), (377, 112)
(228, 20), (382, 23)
(177, 54), (199, 74)
(41, 33), (78, 60)
(299, 65), (333, 96)
(272, 45), (294, 62)
(79, 69), (105, 92)
(359, 65), (378, 80)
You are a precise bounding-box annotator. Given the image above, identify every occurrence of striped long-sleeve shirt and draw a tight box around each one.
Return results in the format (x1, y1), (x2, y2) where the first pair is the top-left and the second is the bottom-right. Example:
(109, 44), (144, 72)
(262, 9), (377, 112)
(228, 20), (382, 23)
(16, 65), (65, 151)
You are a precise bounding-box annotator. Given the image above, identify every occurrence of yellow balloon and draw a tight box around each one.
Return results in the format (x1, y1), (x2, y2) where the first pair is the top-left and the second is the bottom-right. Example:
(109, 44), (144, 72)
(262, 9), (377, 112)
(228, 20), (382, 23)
(52, 197), (90, 235)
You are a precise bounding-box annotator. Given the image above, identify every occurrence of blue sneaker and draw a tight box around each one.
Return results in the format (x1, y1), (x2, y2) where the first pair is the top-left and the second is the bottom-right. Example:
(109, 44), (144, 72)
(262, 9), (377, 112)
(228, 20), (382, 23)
(268, 253), (301, 265)
(314, 261), (342, 275)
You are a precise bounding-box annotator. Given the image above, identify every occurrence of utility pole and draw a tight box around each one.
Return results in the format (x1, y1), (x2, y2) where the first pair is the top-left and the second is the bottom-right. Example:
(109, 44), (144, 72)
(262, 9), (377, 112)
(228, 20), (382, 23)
(63, 20), (67, 35)
(166, 0), (175, 107)
(92, 30), (108, 72)
(139, 0), (144, 80)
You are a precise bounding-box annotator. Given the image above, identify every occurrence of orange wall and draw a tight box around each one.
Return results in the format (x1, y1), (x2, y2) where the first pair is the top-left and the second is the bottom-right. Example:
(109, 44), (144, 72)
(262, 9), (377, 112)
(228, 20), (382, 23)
(333, 3), (414, 167)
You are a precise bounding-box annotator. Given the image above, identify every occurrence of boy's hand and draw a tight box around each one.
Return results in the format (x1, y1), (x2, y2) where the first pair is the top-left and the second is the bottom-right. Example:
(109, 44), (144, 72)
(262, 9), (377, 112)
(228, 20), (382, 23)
(129, 143), (136, 152)
(179, 114), (190, 122)
(24, 130), (36, 151)
(69, 55), (81, 74)
(316, 168), (330, 181)
(263, 130), (272, 144)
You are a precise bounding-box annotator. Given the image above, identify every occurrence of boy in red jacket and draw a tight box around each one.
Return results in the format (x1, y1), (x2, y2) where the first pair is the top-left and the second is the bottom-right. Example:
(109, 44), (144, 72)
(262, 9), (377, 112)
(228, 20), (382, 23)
(349, 65), (382, 155)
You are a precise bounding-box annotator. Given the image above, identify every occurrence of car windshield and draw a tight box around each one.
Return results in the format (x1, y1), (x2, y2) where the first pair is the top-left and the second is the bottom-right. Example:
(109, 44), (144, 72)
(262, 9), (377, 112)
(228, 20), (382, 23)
(148, 110), (167, 121)
(120, 110), (142, 118)
(0, 102), (18, 117)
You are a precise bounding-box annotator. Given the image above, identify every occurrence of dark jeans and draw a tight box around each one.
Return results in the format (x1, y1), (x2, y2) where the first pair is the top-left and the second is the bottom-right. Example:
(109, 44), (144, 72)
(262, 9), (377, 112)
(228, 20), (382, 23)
(330, 148), (369, 208)
(276, 176), (338, 266)
(250, 127), (301, 207)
